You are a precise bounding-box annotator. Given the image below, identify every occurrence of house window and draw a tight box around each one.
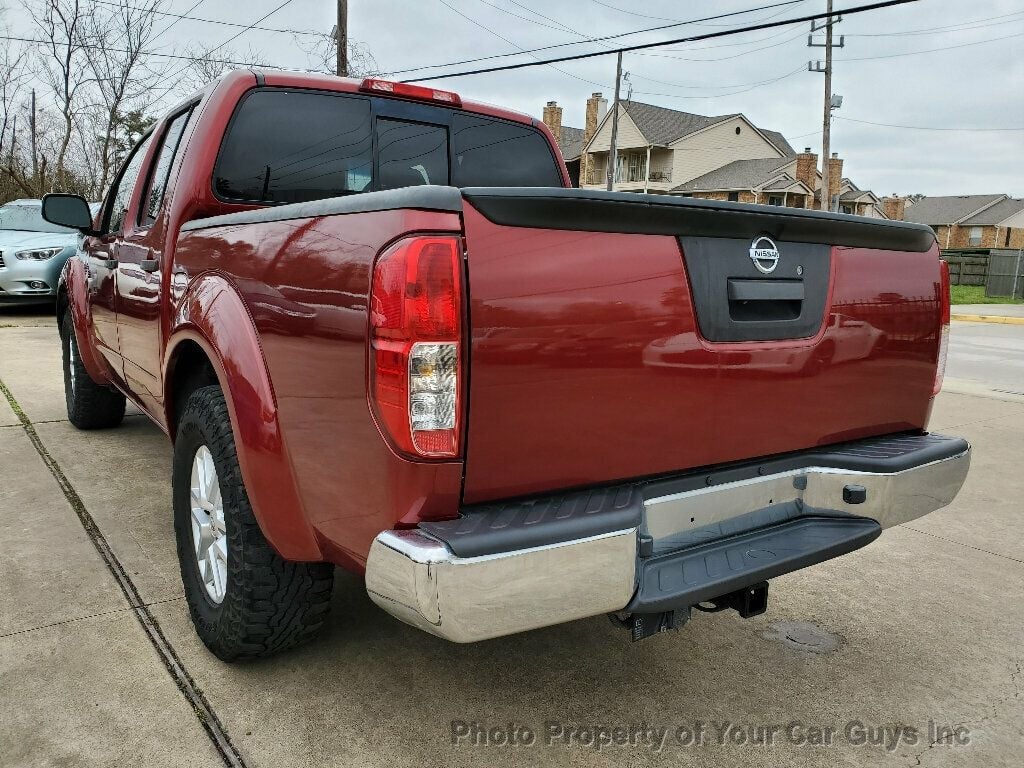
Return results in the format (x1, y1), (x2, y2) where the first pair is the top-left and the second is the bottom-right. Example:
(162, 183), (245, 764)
(768, 195), (784, 207)
(615, 152), (647, 183)
(727, 192), (739, 202)
(968, 226), (983, 246)
(841, 204), (854, 214)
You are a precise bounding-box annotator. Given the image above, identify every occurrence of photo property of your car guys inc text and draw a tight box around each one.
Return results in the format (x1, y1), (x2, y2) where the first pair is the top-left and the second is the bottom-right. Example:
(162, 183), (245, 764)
(1, 1), (1021, 766)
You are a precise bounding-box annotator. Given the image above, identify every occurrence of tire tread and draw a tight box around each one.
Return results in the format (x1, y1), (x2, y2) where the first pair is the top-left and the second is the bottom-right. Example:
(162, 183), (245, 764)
(173, 385), (333, 661)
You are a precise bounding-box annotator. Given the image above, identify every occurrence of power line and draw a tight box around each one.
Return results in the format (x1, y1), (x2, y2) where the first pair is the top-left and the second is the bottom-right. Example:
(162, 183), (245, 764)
(632, 65), (806, 100)
(835, 30), (1024, 61)
(844, 10), (1024, 36)
(588, 0), (811, 27)
(386, 0), (808, 76)
(0, 33), (278, 67)
(437, 1), (809, 98)
(468, 0), (808, 81)
(156, 1), (298, 96)
(148, 0), (206, 39)
(94, 0), (322, 37)
(402, 0), (919, 83)
(435, 0), (605, 89)
(835, 116), (1024, 131)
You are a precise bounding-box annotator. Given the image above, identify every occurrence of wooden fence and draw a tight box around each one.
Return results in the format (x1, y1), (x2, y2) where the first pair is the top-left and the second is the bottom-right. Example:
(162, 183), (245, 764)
(940, 252), (989, 286)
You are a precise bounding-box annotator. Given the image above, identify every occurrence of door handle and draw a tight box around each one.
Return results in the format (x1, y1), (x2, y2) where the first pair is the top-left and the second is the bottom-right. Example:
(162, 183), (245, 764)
(95, 251), (118, 269)
(140, 259), (159, 273)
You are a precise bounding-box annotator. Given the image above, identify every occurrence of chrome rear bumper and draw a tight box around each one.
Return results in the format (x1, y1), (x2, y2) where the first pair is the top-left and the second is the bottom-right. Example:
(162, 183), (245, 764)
(365, 436), (970, 643)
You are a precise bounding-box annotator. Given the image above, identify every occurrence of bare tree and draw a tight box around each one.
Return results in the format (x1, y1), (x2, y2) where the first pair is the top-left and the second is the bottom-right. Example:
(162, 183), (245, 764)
(298, 34), (378, 78)
(169, 43), (266, 95)
(29, 0), (91, 191)
(84, 0), (164, 193)
(0, 30), (28, 164)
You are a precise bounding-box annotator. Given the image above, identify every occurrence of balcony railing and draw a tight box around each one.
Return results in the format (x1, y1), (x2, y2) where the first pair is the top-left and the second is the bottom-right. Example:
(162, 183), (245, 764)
(582, 164), (672, 185)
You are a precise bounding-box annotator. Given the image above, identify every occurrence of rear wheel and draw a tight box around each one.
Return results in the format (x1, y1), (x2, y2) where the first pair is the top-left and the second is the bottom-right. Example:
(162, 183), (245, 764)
(61, 312), (126, 429)
(172, 385), (334, 661)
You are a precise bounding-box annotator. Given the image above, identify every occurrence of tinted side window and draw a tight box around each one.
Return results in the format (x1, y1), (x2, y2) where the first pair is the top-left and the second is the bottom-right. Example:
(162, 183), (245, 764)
(451, 114), (561, 187)
(107, 133), (153, 233)
(215, 90), (372, 203)
(376, 119), (448, 190)
(141, 108), (193, 225)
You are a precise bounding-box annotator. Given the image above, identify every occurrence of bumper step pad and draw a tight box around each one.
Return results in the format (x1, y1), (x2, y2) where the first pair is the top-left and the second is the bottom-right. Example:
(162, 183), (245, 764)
(627, 516), (881, 614)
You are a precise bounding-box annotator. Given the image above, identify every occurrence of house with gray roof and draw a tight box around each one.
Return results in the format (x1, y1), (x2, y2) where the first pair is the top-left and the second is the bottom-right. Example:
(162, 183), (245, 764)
(672, 156), (814, 208)
(572, 98), (798, 194)
(903, 194), (1024, 249)
(540, 94), (886, 215)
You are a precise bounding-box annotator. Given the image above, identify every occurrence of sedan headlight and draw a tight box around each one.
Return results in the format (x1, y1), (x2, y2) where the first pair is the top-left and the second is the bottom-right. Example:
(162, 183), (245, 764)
(15, 246), (65, 261)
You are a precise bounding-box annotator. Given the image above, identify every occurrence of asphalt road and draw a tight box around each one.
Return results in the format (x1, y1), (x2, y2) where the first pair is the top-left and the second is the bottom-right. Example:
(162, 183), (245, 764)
(946, 320), (1024, 399)
(1, 308), (1022, 768)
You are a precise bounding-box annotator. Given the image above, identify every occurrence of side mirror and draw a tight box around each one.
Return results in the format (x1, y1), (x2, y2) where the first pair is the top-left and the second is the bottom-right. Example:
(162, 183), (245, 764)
(41, 193), (101, 236)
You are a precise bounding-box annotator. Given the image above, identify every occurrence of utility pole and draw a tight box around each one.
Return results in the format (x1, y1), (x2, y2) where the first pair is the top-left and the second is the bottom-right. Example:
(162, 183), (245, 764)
(336, 0), (348, 77)
(606, 50), (622, 192)
(808, 0), (844, 211)
(30, 89), (38, 188)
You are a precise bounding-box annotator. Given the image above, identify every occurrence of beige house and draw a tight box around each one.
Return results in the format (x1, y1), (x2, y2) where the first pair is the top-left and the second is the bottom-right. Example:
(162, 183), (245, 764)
(541, 94), (885, 216)
(578, 97), (796, 194)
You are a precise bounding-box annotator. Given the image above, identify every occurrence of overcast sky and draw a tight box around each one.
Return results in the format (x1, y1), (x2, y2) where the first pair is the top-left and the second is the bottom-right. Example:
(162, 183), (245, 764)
(5, 0), (1023, 196)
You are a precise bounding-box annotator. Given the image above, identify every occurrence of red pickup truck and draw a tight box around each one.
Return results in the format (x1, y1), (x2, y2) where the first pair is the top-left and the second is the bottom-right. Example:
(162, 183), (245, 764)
(43, 70), (970, 660)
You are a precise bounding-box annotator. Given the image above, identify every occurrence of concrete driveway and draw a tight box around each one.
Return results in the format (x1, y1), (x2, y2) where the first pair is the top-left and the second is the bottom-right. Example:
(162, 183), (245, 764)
(2, 308), (1022, 767)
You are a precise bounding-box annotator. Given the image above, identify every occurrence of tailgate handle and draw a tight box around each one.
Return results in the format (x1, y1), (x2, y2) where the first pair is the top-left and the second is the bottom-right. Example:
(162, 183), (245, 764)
(728, 279), (804, 302)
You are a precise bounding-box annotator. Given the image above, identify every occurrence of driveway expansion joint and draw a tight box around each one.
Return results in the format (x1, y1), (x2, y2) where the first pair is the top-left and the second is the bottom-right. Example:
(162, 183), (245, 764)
(0, 376), (248, 768)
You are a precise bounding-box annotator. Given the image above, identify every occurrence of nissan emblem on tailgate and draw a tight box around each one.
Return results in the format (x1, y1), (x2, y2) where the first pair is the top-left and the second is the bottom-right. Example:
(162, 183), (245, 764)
(749, 235), (780, 274)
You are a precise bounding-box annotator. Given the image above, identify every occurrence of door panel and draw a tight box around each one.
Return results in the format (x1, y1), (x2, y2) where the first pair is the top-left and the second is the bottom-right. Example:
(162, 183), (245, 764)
(82, 235), (122, 382)
(114, 107), (194, 413)
(113, 239), (162, 404)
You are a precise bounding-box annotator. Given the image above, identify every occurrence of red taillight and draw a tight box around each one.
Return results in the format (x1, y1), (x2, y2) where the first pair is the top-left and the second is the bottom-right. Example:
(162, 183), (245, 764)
(933, 259), (951, 396)
(359, 78), (462, 107)
(370, 236), (463, 458)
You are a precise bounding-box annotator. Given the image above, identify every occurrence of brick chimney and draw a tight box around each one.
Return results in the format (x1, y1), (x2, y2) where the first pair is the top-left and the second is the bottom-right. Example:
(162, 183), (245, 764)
(795, 147), (817, 196)
(584, 92), (607, 145)
(581, 92), (607, 185)
(542, 101), (562, 146)
(882, 194), (907, 221)
(826, 152), (844, 211)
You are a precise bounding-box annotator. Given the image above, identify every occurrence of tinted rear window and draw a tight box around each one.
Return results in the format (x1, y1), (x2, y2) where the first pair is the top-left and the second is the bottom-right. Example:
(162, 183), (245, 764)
(215, 90), (373, 203)
(451, 113), (562, 187)
(214, 89), (561, 204)
(377, 119), (448, 189)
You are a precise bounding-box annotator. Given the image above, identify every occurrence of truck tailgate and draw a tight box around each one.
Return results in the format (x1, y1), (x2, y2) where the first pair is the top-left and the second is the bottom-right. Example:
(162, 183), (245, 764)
(458, 189), (942, 504)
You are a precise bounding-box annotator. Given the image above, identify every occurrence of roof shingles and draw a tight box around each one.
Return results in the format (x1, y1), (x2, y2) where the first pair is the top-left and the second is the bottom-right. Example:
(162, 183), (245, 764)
(671, 157), (794, 193)
(902, 195), (1006, 225)
(558, 126), (585, 162)
(962, 198), (1024, 226)
(613, 101), (796, 157)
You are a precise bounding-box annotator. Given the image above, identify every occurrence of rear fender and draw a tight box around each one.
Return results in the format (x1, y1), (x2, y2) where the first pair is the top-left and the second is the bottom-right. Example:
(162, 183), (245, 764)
(58, 259), (116, 385)
(166, 274), (322, 561)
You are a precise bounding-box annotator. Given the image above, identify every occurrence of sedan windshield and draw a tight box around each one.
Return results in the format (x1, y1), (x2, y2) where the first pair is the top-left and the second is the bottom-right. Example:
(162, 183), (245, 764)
(0, 204), (77, 233)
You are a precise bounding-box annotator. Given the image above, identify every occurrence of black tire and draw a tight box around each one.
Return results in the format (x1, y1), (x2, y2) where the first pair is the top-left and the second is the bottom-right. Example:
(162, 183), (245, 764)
(61, 311), (126, 429)
(172, 385), (334, 661)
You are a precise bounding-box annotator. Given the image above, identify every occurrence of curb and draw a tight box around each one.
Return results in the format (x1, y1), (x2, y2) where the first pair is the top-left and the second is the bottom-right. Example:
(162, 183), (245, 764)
(951, 314), (1024, 325)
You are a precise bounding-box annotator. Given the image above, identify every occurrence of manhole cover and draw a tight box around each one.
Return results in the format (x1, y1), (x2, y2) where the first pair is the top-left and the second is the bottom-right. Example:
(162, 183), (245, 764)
(760, 620), (843, 654)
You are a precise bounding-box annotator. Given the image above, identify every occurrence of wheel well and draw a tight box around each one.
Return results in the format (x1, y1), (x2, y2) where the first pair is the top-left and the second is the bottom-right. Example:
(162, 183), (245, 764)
(56, 289), (70, 335)
(167, 340), (220, 439)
